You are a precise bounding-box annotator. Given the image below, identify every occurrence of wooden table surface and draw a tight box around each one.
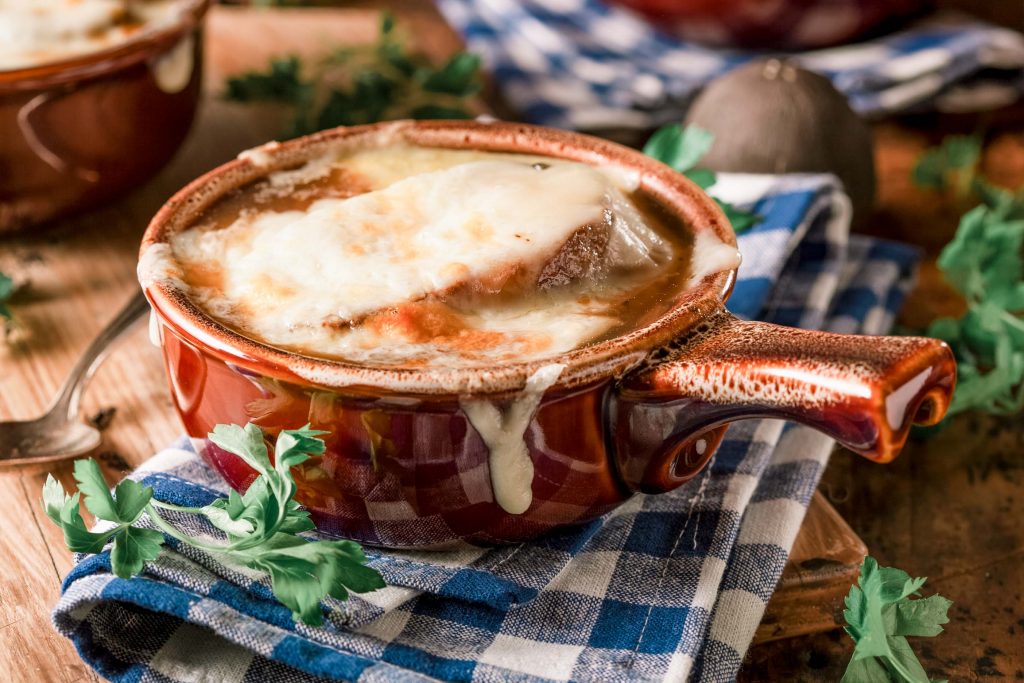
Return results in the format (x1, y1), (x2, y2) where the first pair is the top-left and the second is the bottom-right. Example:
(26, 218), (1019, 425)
(1, 4), (1023, 682)
(741, 123), (1024, 681)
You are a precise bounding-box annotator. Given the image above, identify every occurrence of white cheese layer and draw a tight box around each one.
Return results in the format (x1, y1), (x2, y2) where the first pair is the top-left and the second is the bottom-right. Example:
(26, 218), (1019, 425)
(172, 158), (627, 361)
(158, 146), (734, 369)
(0, 0), (183, 71)
(324, 299), (619, 367)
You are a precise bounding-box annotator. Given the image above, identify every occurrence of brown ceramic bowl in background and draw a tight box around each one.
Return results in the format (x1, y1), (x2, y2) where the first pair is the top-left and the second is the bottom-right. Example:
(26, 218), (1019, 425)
(140, 120), (956, 548)
(0, 0), (210, 234)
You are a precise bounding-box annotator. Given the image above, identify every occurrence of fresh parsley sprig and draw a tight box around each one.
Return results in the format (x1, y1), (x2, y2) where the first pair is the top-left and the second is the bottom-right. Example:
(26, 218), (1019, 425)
(913, 134), (1024, 417)
(842, 556), (952, 683)
(642, 123), (761, 233)
(225, 13), (482, 137)
(42, 423), (384, 626)
(912, 134), (983, 206)
(0, 270), (14, 323)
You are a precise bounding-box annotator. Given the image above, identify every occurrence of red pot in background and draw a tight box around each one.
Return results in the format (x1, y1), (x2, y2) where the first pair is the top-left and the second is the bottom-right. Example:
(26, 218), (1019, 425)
(140, 121), (955, 548)
(607, 0), (926, 49)
(0, 0), (210, 233)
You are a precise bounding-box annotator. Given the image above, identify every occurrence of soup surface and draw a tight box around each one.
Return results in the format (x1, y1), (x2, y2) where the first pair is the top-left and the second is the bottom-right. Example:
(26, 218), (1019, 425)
(163, 145), (735, 368)
(0, 0), (185, 70)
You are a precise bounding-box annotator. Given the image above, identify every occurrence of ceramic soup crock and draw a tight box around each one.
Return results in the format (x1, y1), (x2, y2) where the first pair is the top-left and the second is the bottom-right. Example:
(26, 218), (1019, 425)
(139, 121), (955, 548)
(0, 0), (209, 233)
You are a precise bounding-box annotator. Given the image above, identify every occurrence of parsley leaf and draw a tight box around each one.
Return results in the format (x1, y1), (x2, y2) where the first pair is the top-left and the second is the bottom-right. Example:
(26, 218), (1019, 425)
(913, 135), (1024, 418)
(225, 13), (482, 136)
(42, 423), (384, 626)
(842, 556), (952, 683)
(420, 52), (483, 97)
(73, 458), (124, 522)
(245, 534), (385, 625)
(643, 124), (714, 175)
(0, 270), (15, 323)
(110, 526), (164, 579)
(912, 134), (982, 200)
(642, 123), (761, 234)
(54, 489), (112, 554)
(225, 56), (308, 103)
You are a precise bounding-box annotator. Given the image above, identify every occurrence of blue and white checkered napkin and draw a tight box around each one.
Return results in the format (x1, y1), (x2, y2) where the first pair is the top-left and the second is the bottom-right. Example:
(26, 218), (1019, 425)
(53, 174), (919, 683)
(435, 0), (1024, 130)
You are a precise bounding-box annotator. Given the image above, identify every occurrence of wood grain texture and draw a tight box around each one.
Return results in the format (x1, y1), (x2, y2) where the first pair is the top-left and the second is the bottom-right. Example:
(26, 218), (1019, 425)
(755, 492), (867, 644)
(741, 124), (1024, 681)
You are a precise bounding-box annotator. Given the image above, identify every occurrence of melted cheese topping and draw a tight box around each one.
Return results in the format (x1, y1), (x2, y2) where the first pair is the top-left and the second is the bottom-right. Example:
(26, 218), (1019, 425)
(175, 160), (612, 327)
(0, 0), (184, 71)
(163, 145), (733, 368)
(461, 363), (565, 514)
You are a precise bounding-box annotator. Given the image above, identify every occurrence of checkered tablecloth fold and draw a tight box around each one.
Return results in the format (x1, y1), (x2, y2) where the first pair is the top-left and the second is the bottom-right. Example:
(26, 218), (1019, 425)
(54, 172), (919, 682)
(435, 0), (1024, 130)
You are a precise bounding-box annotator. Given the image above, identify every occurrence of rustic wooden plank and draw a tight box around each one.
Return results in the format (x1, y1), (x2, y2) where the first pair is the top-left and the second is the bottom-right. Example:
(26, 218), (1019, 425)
(0, 470), (98, 683)
(741, 125), (1024, 679)
(755, 491), (867, 644)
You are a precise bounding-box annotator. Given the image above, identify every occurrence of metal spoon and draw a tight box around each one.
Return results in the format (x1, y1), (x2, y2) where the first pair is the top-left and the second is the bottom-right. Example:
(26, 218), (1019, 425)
(0, 291), (150, 467)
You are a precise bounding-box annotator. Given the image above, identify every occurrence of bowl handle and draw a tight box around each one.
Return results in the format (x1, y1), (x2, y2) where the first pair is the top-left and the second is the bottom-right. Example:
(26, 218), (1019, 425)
(612, 311), (956, 493)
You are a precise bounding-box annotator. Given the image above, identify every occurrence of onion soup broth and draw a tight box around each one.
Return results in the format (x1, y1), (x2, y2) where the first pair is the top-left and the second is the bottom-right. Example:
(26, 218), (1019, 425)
(165, 145), (731, 369)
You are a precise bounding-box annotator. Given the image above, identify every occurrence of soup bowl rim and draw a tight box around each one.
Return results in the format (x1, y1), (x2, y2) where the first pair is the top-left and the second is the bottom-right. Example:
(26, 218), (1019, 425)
(139, 119), (737, 397)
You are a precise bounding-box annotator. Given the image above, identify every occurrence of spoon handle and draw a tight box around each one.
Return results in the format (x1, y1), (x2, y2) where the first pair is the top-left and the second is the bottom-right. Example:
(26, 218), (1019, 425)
(49, 290), (151, 421)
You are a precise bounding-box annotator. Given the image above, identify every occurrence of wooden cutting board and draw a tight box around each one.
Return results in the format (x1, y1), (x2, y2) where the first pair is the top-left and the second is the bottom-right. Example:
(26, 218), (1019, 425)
(0, 6), (865, 680)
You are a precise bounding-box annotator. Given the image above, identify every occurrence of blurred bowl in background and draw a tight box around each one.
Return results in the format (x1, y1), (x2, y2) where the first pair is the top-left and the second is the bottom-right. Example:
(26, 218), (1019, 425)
(607, 0), (926, 49)
(0, 0), (210, 234)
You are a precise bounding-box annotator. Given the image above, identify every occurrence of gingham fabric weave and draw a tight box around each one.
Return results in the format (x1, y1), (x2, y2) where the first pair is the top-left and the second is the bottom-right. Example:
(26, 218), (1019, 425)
(435, 0), (1024, 130)
(53, 173), (919, 683)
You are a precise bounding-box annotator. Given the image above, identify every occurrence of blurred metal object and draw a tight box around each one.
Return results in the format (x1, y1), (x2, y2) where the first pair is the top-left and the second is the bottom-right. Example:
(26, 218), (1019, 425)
(0, 291), (149, 467)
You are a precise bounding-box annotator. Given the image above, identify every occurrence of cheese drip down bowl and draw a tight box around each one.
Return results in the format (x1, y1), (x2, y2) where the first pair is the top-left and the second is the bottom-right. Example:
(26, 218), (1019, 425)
(139, 120), (956, 547)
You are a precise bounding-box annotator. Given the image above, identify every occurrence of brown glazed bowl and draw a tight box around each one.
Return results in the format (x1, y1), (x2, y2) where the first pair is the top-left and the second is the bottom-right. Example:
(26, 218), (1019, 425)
(0, 0), (210, 233)
(139, 120), (956, 548)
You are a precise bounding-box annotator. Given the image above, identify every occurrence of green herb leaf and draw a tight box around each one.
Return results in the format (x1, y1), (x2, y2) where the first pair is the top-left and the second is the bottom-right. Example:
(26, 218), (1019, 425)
(842, 556), (951, 683)
(420, 53), (483, 97)
(43, 424), (384, 626)
(42, 475), (71, 526)
(643, 124), (713, 173)
(110, 526), (164, 579)
(210, 423), (274, 482)
(912, 134), (982, 199)
(643, 123), (762, 234)
(913, 134), (1024, 419)
(274, 425), (328, 471)
(225, 14), (481, 136)
(57, 493), (111, 554)
(717, 199), (761, 234)
(683, 168), (716, 190)
(113, 478), (153, 523)
(245, 534), (385, 625)
(73, 458), (121, 522)
(0, 270), (13, 321)
(225, 56), (309, 104)
(893, 594), (955, 637)
(203, 499), (256, 536)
